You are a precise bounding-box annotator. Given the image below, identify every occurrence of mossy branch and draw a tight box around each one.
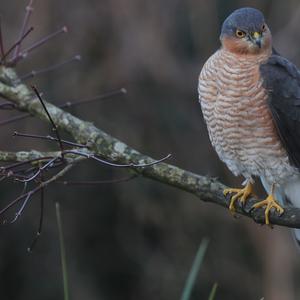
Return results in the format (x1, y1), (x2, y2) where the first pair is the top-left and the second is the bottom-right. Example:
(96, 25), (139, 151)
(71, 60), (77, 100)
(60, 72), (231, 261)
(1, 66), (300, 228)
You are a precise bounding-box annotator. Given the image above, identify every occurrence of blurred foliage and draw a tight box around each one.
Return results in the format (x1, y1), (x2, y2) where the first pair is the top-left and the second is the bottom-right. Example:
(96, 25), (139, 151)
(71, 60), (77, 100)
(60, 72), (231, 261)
(0, 0), (300, 299)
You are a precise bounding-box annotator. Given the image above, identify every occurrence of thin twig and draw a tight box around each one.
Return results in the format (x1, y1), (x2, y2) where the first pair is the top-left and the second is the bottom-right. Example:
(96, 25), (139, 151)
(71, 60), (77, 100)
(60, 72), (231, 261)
(0, 102), (16, 110)
(0, 183), (38, 216)
(10, 26), (67, 65)
(0, 176), (7, 182)
(0, 114), (29, 126)
(13, 0), (35, 59)
(4, 182), (28, 223)
(0, 162), (77, 217)
(24, 26), (68, 54)
(14, 132), (87, 148)
(0, 88), (126, 127)
(1, 156), (53, 171)
(16, 157), (59, 183)
(61, 88), (127, 108)
(32, 86), (65, 158)
(1, 26), (33, 63)
(65, 149), (171, 168)
(10, 191), (33, 223)
(19, 55), (81, 81)
(28, 170), (45, 252)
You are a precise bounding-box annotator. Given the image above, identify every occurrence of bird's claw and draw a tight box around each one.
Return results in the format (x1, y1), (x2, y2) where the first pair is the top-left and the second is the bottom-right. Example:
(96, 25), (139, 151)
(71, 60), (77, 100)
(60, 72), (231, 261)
(223, 181), (254, 213)
(251, 194), (284, 225)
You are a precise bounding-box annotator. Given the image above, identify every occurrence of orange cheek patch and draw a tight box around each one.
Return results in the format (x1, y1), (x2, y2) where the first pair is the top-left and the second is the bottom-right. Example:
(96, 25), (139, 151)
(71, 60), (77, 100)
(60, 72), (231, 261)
(222, 36), (251, 54)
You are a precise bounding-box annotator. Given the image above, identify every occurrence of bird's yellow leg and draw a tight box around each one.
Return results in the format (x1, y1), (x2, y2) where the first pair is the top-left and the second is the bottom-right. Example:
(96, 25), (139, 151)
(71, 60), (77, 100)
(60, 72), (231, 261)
(251, 184), (284, 225)
(223, 180), (254, 212)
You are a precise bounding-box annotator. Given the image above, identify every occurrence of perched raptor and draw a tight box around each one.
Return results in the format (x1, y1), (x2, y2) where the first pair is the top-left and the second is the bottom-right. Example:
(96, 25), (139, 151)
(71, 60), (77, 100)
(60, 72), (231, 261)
(198, 7), (300, 238)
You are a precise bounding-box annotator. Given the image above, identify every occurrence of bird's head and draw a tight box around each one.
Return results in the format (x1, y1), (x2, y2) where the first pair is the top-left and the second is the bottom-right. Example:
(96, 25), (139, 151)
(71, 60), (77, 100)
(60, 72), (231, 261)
(220, 7), (272, 55)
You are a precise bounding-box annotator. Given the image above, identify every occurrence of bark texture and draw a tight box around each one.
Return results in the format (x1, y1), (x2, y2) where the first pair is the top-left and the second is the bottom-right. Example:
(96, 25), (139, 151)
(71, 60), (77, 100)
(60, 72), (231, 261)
(0, 66), (300, 228)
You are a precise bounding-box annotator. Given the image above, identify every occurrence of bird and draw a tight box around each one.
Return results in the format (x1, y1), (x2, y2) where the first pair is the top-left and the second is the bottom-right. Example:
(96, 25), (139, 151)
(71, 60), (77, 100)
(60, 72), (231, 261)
(198, 7), (300, 240)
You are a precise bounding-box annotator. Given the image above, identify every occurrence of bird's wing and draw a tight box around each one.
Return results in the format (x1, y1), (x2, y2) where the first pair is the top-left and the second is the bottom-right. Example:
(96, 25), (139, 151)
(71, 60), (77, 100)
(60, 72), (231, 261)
(260, 54), (300, 168)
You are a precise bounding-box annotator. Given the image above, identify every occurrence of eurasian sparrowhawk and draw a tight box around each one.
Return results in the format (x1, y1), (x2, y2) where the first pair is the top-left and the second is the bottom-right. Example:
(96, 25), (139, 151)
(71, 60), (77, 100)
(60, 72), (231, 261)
(198, 7), (300, 240)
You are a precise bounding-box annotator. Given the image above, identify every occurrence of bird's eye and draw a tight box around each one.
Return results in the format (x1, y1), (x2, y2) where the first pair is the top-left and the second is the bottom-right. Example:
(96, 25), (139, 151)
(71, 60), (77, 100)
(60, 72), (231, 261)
(261, 24), (266, 31)
(235, 30), (246, 38)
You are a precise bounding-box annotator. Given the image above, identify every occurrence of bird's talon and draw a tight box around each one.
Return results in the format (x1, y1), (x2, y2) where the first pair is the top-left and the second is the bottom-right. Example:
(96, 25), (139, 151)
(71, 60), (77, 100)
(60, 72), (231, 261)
(229, 200), (237, 213)
(224, 182), (254, 213)
(251, 194), (284, 225)
(223, 188), (240, 197)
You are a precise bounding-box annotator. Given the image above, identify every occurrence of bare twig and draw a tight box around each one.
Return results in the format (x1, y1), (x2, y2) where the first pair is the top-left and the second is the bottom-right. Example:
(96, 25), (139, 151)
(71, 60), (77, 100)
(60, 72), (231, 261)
(32, 86), (65, 158)
(24, 26), (68, 54)
(92, 153), (171, 168)
(61, 88), (127, 108)
(13, 0), (35, 60)
(0, 88), (126, 127)
(10, 191), (33, 223)
(10, 26), (67, 65)
(14, 132), (87, 148)
(19, 55), (81, 81)
(0, 186), (37, 218)
(0, 114), (29, 126)
(0, 160), (79, 218)
(28, 171), (45, 252)
(0, 102), (16, 110)
(65, 149), (171, 168)
(1, 156), (54, 171)
(1, 26), (33, 63)
(16, 157), (59, 183)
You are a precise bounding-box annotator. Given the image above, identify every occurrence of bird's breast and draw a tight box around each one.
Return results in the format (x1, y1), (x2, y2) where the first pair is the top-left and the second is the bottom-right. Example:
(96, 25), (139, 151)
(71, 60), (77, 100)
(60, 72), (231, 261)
(199, 49), (295, 182)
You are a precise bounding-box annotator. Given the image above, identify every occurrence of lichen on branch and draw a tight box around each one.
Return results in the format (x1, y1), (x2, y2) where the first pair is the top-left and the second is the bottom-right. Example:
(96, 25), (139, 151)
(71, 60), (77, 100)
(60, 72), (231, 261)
(1, 65), (300, 228)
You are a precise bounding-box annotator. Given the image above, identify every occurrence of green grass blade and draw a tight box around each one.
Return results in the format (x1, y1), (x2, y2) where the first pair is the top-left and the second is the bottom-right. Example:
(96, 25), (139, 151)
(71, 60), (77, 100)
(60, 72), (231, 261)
(180, 238), (209, 300)
(56, 202), (70, 300)
(208, 283), (218, 300)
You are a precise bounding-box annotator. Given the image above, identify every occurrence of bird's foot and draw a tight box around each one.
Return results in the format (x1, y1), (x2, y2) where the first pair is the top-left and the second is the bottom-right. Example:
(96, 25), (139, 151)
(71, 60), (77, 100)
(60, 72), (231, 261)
(251, 194), (284, 225)
(223, 181), (254, 212)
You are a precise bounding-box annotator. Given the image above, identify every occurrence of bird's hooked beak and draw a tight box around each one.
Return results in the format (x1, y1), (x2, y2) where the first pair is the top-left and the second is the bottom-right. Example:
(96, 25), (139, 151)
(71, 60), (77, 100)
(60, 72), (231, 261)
(250, 31), (263, 48)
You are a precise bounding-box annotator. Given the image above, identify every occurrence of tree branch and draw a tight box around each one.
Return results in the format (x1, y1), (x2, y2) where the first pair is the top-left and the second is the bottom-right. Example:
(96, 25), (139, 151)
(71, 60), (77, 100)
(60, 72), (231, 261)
(0, 66), (300, 228)
(0, 150), (80, 163)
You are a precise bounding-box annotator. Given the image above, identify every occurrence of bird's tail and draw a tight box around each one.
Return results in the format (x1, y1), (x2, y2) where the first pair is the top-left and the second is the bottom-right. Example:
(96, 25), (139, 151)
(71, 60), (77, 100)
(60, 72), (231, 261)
(260, 176), (300, 246)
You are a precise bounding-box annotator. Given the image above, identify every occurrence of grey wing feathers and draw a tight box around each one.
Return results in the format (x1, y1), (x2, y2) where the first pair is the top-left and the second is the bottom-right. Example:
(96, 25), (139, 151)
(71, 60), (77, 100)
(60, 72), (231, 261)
(260, 54), (300, 168)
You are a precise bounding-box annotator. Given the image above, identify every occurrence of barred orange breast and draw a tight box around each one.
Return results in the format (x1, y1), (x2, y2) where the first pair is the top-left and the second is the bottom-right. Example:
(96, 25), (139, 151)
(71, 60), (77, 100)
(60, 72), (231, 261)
(198, 49), (296, 184)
